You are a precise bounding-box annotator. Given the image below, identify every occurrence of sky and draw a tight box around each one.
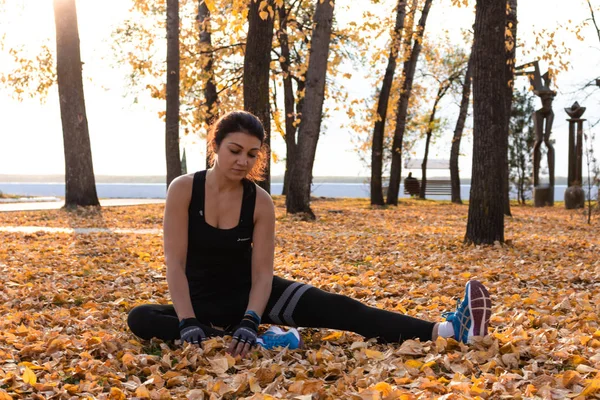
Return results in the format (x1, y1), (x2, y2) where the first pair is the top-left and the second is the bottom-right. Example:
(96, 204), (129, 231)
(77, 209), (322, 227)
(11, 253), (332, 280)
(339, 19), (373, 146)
(0, 0), (599, 179)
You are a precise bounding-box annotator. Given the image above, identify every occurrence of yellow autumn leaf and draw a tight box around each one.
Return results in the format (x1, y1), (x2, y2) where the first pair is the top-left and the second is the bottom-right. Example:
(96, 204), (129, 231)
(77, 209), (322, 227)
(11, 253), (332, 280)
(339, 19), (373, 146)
(364, 349), (384, 360)
(122, 352), (135, 367)
(405, 359), (423, 369)
(248, 375), (261, 393)
(109, 387), (126, 400)
(259, 11), (268, 20)
(18, 362), (43, 370)
(420, 360), (436, 371)
(582, 378), (600, 396)
(22, 366), (36, 385)
(134, 385), (151, 399)
(0, 391), (12, 400)
(562, 370), (581, 388)
(372, 382), (393, 396)
(204, 0), (215, 12)
(470, 384), (486, 394)
(322, 331), (344, 341)
(64, 383), (80, 394)
(569, 355), (587, 366)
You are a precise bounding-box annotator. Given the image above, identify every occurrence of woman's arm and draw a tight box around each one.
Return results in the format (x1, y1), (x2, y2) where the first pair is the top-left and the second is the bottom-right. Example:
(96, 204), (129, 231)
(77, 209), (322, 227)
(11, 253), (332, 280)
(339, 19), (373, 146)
(163, 175), (195, 321)
(227, 186), (275, 357)
(246, 186), (276, 317)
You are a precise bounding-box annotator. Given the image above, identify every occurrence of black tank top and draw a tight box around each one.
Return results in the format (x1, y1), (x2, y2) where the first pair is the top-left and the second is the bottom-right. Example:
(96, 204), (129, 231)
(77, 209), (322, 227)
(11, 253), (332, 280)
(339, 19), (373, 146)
(185, 170), (256, 304)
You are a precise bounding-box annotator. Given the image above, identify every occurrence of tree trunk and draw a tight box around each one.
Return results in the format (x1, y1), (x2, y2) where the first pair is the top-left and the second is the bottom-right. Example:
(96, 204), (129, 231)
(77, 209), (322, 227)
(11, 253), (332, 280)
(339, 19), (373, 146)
(419, 88), (442, 199)
(517, 129), (527, 204)
(244, 0), (275, 193)
(450, 51), (473, 204)
(181, 148), (188, 175)
(53, 0), (99, 208)
(503, 0), (518, 215)
(283, 78), (305, 195)
(278, 4), (297, 197)
(166, 0), (182, 188)
(286, 0), (335, 218)
(386, 0), (433, 205)
(370, 0), (407, 206)
(197, 0), (219, 169)
(465, 0), (507, 244)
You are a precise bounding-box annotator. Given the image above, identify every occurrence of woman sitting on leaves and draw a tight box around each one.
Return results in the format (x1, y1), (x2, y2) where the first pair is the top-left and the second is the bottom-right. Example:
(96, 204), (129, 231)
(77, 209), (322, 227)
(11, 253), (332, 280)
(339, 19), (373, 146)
(127, 111), (492, 358)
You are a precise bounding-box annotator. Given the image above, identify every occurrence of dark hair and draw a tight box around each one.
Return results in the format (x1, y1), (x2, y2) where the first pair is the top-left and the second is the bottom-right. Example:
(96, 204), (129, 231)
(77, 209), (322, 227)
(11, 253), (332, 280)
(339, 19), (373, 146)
(207, 111), (268, 181)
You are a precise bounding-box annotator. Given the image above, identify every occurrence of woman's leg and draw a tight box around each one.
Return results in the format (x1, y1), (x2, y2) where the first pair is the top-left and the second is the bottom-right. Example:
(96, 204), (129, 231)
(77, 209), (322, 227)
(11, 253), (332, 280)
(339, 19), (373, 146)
(127, 304), (226, 341)
(262, 277), (435, 343)
(127, 304), (180, 340)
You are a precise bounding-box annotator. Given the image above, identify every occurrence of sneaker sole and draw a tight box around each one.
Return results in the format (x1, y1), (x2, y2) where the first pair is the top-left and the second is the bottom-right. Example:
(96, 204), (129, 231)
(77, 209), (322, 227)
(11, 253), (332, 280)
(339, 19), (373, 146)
(468, 280), (492, 337)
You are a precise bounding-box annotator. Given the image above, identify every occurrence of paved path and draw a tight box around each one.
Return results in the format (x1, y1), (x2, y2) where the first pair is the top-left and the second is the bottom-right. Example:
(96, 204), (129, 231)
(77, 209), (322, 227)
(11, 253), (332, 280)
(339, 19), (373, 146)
(0, 198), (165, 212)
(0, 226), (161, 235)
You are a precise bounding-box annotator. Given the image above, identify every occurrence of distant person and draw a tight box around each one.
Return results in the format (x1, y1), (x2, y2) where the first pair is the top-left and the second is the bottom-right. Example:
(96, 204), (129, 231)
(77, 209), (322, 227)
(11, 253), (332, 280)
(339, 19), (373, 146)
(404, 172), (420, 196)
(127, 111), (492, 357)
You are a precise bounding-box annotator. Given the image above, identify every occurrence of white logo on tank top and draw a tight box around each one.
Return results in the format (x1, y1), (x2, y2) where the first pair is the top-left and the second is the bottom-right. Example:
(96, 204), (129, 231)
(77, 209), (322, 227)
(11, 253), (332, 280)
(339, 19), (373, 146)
(237, 237), (251, 242)
(199, 210), (203, 216)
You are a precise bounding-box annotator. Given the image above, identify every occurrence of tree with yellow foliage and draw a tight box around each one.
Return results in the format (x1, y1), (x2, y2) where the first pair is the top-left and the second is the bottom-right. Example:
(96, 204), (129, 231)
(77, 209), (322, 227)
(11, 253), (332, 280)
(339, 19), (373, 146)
(244, 0), (276, 192)
(370, 0), (408, 206)
(285, 0), (335, 218)
(386, 0), (434, 205)
(417, 42), (468, 199)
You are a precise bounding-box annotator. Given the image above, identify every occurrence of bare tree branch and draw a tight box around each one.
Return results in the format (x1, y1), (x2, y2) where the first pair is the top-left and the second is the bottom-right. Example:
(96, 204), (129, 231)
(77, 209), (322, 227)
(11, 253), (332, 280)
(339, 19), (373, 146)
(587, 0), (600, 45)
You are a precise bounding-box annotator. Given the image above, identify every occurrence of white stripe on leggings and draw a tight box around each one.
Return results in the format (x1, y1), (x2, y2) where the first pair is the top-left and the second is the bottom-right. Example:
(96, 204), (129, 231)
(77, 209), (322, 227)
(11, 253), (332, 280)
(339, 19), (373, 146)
(268, 282), (301, 324)
(282, 284), (312, 326)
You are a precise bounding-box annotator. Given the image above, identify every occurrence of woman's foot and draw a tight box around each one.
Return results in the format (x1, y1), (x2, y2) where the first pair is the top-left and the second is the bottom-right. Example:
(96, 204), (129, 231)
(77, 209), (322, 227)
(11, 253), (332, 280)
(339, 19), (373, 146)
(256, 326), (303, 350)
(443, 280), (492, 344)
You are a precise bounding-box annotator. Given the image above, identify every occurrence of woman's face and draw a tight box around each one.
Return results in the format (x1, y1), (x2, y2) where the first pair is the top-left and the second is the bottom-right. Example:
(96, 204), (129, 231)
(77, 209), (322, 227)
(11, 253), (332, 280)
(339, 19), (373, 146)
(214, 131), (262, 180)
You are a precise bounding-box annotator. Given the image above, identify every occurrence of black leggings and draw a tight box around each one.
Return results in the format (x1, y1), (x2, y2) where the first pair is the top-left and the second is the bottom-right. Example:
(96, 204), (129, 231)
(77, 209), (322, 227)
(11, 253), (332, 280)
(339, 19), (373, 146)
(127, 276), (435, 343)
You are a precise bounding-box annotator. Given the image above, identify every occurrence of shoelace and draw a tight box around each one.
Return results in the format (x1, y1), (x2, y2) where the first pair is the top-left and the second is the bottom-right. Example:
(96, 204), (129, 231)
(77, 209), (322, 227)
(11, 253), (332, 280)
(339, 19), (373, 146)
(441, 299), (461, 319)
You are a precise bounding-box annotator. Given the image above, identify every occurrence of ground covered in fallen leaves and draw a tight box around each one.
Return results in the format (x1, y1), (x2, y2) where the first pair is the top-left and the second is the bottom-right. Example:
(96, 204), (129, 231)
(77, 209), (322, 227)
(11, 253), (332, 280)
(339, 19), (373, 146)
(1, 198), (599, 399)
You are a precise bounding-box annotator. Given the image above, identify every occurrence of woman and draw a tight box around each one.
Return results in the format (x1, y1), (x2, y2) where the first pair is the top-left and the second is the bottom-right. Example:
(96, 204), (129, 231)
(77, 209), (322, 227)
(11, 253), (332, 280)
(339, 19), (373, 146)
(127, 111), (492, 358)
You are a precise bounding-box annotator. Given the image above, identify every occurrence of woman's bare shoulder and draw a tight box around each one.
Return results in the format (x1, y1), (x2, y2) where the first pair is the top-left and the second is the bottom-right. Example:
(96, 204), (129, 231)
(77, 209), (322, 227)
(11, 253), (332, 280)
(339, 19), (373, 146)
(253, 184), (275, 217)
(166, 173), (196, 202)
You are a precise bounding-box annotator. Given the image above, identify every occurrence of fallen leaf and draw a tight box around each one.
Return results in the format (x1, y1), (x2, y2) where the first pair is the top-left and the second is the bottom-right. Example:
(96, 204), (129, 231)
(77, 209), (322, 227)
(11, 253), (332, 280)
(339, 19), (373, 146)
(21, 366), (36, 385)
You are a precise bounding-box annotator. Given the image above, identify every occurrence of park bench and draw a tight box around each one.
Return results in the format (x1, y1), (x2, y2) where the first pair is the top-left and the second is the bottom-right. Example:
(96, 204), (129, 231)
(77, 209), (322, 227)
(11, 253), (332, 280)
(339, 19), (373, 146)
(404, 179), (452, 196)
(402, 159), (452, 197)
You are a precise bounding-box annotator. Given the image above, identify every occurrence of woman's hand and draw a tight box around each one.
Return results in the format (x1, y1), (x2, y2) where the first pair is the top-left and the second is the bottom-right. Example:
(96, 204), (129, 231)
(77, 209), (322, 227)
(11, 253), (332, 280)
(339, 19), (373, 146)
(227, 311), (260, 357)
(179, 318), (206, 344)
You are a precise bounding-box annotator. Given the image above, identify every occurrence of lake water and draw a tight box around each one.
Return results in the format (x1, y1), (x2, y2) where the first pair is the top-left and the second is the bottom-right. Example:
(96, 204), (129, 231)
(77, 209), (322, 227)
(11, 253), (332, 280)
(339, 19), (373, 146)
(1, 182), (591, 202)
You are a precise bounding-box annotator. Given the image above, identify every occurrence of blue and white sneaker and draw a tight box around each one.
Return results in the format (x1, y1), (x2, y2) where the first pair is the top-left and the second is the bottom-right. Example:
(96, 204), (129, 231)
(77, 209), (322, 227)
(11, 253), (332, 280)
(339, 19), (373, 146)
(257, 326), (302, 350)
(443, 280), (492, 344)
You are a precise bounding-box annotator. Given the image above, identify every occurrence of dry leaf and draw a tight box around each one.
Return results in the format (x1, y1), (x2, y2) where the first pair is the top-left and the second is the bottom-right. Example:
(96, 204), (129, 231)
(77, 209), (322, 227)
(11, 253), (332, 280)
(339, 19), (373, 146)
(135, 385), (151, 399)
(2, 199), (600, 399)
(21, 366), (36, 385)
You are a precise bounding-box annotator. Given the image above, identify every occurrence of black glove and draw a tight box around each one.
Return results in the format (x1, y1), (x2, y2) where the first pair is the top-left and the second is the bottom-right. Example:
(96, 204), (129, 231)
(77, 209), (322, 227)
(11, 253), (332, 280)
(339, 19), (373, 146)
(179, 318), (206, 344)
(231, 311), (260, 347)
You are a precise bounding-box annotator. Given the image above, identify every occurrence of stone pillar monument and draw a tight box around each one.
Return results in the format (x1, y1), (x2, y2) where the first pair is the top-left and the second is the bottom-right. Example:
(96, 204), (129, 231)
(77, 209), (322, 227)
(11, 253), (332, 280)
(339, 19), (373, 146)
(564, 102), (586, 209)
